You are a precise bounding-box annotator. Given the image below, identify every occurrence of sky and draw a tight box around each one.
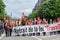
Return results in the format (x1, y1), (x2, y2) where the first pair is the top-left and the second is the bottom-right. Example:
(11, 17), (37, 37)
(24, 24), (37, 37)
(3, 0), (38, 18)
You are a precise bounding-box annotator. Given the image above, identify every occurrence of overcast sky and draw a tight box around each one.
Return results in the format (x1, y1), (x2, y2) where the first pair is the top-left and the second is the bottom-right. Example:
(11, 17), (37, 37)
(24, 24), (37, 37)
(3, 0), (38, 18)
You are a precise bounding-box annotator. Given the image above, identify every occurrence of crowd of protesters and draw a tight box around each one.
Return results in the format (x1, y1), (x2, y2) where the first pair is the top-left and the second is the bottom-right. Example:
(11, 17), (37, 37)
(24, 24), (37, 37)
(10, 17), (60, 36)
(12, 17), (60, 27)
(0, 19), (12, 37)
(0, 17), (60, 37)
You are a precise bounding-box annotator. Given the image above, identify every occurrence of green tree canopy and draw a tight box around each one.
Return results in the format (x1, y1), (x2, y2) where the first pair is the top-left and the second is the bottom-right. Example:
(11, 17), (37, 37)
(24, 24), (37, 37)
(27, 0), (60, 20)
(0, 0), (5, 20)
(0, 0), (11, 20)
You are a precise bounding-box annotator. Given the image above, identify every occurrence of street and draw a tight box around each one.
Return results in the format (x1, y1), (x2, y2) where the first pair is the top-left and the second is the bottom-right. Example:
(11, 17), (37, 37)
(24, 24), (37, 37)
(0, 33), (60, 40)
(0, 0), (60, 40)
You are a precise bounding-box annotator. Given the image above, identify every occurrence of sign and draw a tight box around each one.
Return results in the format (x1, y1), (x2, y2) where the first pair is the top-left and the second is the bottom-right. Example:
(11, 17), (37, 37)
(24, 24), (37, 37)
(13, 23), (60, 35)
(45, 23), (60, 32)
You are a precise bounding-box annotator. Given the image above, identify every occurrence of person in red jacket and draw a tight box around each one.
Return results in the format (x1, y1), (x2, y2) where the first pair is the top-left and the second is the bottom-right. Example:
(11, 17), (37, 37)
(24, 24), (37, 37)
(4, 20), (12, 37)
(26, 20), (32, 25)
(36, 17), (42, 25)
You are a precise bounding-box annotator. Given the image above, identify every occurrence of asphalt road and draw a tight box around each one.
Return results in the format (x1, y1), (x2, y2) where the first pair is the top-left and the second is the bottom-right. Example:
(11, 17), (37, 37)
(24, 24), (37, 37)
(0, 33), (60, 40)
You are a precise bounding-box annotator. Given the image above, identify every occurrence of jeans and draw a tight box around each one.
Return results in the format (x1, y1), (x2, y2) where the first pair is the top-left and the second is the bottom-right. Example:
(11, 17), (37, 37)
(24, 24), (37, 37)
(5, 29), (12, 37)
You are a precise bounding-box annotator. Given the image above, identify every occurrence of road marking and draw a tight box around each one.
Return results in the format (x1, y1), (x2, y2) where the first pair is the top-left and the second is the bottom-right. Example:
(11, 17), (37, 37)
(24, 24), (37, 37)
(42, 35), (56, 38)
(0, 34), (5, 39)
(31, 35), (56, 40)
(32, 36), (42, 40)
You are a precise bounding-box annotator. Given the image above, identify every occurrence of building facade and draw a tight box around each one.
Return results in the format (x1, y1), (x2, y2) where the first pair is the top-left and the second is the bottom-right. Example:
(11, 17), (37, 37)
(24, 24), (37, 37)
(33, 0), (45, 11)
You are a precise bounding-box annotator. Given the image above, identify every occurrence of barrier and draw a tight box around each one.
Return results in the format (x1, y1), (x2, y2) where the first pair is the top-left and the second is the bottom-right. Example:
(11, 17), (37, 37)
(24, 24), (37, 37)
(13, 23), (60, 35)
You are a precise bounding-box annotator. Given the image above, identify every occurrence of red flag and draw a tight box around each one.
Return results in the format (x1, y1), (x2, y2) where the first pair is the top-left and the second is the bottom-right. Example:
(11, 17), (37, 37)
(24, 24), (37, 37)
(21, 12), (25, 21)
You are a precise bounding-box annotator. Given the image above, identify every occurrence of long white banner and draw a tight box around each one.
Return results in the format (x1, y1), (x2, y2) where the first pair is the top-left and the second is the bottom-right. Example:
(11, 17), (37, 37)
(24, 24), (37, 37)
(13, 23), (60, 34)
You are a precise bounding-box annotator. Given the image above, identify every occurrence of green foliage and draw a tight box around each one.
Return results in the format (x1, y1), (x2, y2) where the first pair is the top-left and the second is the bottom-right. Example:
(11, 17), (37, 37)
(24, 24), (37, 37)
(0, 0), (5, 20)
(6, 15), (11, 20)
(5, 13), (11, 20)
(27, 0), (60, 20)
(26, 10), (38, 20)
(0, 0), (11, 20)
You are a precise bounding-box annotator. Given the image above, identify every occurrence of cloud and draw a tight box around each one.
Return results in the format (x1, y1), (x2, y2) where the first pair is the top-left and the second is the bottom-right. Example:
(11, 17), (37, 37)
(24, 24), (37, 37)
(25, 9), (32, 13)
(3, 0), (38, 18)
(20, 9), (32, 13)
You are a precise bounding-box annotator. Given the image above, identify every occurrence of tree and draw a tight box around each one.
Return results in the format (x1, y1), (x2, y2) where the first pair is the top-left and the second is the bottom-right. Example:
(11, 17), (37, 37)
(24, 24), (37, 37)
(38, 0), (56, 19)
(26, 10), (38, 20)
(0, 0), (11, 20)
(0, 0), (5, 20)
(27, 0), (60, 20)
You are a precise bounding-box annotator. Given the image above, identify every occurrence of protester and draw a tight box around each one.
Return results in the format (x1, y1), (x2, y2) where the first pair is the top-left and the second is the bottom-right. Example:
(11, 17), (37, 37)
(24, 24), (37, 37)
(21, 19), (26, 26)
(1, 21), (4, 34)
(41, 18), (48, 35)
(57, 18), (60, 23)
(15, 21), (19, 26)
(4, 20), (8, 37)
(4, 20), (12, 37)
(18, 19), (22, 26)
(12, 21), (15, 27)
(33, 18), (37, 25)
(53, 19), (57, 23)
(26, 20), (30, 25)
(8, 20), (13, 36)
(42, 18), (48, 24)
(36, 17), (42, 25)
(49, 19), (53, 24)
(26, 20), (32, 25)
(57, 18), (60, 34)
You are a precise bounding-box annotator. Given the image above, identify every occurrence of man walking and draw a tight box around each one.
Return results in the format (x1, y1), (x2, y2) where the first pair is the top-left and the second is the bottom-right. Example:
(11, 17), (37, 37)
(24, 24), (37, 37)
(4, 20), (12, 37)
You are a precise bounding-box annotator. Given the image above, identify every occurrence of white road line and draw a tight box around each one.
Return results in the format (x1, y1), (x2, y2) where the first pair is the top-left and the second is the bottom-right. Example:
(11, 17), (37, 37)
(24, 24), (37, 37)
(0, 34), (5, 39)
(31, 35), (56, 40)
(32, 36), (42, 40)
(42, 35), (56, 38)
